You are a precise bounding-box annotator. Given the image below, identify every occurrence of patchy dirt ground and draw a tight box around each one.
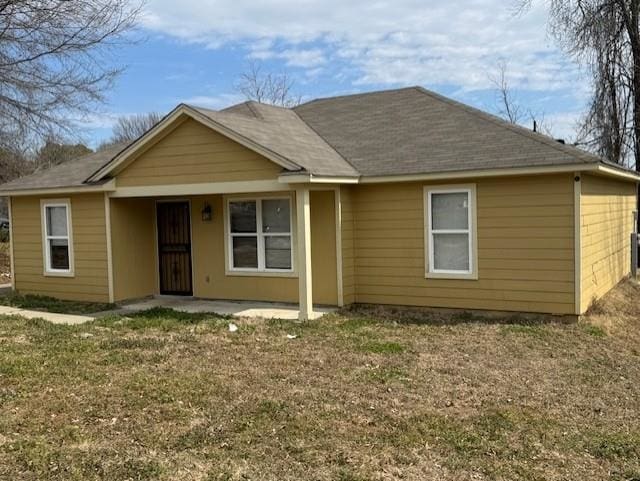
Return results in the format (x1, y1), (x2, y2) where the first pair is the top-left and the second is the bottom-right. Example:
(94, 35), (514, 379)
(0, 281), (638, 480)
(0, 243), (10, 283)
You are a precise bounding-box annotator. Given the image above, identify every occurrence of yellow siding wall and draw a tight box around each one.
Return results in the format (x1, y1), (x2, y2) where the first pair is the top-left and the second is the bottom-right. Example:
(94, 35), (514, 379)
(191, 194), (298, 303)
(580, 174), (636, 312)
(11, 194), (110, 302)
(340, 186), (356, 305)
(190, 191), (338, 305)
(350, 174), (576, 314)
(111, 198), (157, 301)
(116, 118), (283, 187)
(310, 190), (338, 306)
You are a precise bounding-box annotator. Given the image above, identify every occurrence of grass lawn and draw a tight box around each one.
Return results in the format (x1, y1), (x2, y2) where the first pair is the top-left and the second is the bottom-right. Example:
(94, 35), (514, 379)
(0, 283), (639, 480)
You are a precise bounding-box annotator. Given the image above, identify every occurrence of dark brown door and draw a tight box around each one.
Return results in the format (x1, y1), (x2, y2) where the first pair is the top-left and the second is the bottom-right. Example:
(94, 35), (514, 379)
(157, 201), (193, 295)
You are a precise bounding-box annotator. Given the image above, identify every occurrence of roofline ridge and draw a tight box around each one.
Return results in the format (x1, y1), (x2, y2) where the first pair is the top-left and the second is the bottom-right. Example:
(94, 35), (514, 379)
(296, 86), (421, 109)
(244, 101), (265, 120)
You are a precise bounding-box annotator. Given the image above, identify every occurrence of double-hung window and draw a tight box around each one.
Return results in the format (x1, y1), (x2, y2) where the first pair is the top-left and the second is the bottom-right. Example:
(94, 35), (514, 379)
(425, 185), (477, 279)
(228, 197), (293, 273)
(42, 200), (74, 275)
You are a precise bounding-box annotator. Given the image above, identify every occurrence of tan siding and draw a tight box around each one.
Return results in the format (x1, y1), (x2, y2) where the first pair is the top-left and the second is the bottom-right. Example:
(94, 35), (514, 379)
(11, 194), (109, 302)
(310, 190), (338, 305)
(350, 174), (576, 314)
(580, 174), (636, 312)
(191, 195), (297, 303)
(190, 192), (338, 305)
(111, 198), (157, 301)
(340, 186), (356, 305)
(116, 118), (282, 187)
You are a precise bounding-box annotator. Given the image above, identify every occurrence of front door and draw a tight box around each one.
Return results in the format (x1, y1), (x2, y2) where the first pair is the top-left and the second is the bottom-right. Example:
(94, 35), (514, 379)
(157, 201), (193, 295)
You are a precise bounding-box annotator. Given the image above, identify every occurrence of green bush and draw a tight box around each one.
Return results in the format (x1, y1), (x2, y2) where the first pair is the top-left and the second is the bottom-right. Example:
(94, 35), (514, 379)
(0, 228), (9, 243)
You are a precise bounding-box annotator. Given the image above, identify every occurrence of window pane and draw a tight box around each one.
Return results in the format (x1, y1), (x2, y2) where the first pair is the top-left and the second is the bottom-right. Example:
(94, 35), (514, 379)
(262, 199), (290, 233)
(433, 233), (469, 271)
(46, 206), (68, 236)
(232, 236), (258, 268)
(230, 201), (256, 233)
(432, 193), (469, 230)
(49, 239), (70, 270)
(265, 236), (291, 269)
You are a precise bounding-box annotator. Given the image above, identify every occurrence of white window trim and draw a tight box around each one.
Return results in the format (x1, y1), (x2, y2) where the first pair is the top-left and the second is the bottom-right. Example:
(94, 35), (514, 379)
(424, 184), (478, 280)
(224, 195), (296, 277)
(41, 199), (75, 277)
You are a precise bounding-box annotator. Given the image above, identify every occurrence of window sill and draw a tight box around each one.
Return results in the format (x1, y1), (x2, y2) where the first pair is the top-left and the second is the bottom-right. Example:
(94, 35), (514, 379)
(43, 271), (75, 278)
(225, 270), (298, 279)
(425, 271), (478, 281)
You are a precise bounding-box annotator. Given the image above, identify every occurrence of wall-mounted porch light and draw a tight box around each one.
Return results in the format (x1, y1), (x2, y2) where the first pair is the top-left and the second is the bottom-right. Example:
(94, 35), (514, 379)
(201, 202), (213, 222)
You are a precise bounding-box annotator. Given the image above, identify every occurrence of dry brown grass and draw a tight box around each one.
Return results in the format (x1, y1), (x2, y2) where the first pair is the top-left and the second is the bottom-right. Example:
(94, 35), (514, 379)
(0, 283), (639, 481)
(0, 242), (9, 283)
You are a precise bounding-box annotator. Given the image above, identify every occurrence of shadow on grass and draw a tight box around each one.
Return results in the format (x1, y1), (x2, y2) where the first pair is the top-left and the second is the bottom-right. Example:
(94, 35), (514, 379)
(94, 307), (233, 331)
(0, 293), (115, 315)
(339, 304), (573, 328)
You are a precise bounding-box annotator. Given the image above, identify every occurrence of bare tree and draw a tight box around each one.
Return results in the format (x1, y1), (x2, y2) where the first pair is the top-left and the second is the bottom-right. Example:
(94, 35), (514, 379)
(575, 7), (634, 166)
(106, 112), (163, 145)
(491, 60), (526, 124)
(490, 60), (554, 135)
(518, 0), (640, 169)
(0, 0), (142, 149)
(0, 145), (29, 184)
(235, 61), (302, 107)
(34, 137), (92, 170)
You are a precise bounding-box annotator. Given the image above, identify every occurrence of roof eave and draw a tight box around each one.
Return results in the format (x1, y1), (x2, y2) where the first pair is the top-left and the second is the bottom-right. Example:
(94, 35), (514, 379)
(280, 162), (640, 185)
(278, 173), (360, 184)
(0, 179), (116, 197)
(357, 162), (639, 184)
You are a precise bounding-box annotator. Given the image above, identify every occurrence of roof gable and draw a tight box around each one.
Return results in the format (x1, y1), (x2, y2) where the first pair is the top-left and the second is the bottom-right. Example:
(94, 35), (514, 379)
(115, 117), (285, 187)
(88, 105), (308, 182)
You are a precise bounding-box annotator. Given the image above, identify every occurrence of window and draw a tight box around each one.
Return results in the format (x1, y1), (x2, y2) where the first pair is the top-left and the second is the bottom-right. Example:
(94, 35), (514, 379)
(425, 185), (476, 278)
(228, 197), (293, 273)
(41, 200), (74, 275)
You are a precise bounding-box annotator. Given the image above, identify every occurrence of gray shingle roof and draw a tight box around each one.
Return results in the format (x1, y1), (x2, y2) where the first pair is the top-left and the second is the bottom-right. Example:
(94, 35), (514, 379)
(294, 86), (601, 177)
(0, 86), (632, 193)
(0, 144), (125, 192)
(193, 103), (358, 176)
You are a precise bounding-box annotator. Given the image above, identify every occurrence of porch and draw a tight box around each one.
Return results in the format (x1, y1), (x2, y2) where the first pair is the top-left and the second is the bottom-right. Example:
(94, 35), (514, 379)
(107, 185), (343, 321)
(117, 296), (337, 320)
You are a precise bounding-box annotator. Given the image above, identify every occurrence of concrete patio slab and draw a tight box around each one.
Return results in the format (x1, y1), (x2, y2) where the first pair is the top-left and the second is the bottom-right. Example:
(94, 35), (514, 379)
(0, 297), (335, 325)
(119, 297), (335, 320)
(0, 305), (93, 325)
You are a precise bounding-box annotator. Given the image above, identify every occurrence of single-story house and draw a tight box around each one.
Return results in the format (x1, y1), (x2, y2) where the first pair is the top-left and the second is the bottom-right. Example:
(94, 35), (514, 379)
(0, 87), (637, 319)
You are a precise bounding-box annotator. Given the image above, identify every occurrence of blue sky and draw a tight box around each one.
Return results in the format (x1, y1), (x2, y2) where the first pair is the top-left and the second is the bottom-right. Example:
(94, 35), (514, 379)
(84, 0), (589, 148)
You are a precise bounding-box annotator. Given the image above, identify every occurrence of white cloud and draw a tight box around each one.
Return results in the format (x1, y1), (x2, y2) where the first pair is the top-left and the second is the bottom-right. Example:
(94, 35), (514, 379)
(142, 0), (583, 92)
(248, 47), (326, 68)
(542, 111), (584, 142)
(140, 0), (593, 140)
(280, 48), (326, 68)
(180, 93), (245, 109)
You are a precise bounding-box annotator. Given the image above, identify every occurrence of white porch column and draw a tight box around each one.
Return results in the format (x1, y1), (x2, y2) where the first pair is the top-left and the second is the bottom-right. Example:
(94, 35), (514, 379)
(296, 187), (313, 320)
